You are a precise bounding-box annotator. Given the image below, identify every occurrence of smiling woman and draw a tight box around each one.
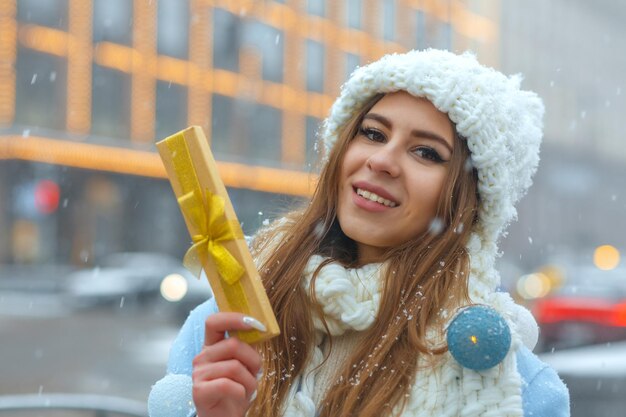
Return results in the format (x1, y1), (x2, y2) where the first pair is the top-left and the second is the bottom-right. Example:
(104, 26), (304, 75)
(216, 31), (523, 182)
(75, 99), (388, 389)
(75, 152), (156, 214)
(337, 92), (458, 263)
(149, 49), (570, 417)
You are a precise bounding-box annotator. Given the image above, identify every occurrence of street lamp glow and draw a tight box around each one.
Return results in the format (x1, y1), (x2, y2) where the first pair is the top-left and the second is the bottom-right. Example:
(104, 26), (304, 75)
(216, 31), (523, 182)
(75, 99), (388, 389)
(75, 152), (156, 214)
(594, 245), (620, 271)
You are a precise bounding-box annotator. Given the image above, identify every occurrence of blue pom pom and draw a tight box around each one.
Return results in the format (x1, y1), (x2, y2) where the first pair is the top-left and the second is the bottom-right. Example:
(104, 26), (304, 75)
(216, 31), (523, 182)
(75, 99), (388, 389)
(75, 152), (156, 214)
(446, 305), (511, 371)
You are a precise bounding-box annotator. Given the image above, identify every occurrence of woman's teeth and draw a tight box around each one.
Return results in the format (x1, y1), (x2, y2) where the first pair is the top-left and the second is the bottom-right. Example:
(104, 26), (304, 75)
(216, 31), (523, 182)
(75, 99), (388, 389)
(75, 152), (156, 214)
(356, 188), (397, 207)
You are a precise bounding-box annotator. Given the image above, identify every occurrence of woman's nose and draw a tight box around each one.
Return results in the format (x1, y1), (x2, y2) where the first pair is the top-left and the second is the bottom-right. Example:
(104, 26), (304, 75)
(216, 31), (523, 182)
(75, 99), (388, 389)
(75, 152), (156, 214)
(366, 143), (401, 177)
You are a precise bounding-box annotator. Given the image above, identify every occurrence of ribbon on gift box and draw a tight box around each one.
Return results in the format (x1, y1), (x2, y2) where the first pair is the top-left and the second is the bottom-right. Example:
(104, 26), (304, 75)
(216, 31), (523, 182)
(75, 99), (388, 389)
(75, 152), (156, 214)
(180, 190), (244, 283)
(165, 135), (250, 314)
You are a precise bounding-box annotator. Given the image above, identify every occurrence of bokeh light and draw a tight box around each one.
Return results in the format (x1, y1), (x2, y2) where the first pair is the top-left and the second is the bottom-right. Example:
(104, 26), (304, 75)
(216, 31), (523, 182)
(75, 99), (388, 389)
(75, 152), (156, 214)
(594, 245), (620, 270)
(516, 272), (552, 300)
(160, 273), (188, 302)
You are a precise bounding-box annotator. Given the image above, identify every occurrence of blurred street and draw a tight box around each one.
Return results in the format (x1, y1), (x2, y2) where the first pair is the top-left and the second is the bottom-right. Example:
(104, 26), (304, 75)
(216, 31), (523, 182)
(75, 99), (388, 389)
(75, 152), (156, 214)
(3, 271), (626, 416)
(0, 293), (181, 404)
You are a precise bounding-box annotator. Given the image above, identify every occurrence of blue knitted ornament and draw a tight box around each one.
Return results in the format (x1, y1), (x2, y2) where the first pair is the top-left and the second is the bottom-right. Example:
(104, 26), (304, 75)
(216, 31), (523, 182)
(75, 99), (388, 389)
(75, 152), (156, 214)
(446, 305), (511, 371)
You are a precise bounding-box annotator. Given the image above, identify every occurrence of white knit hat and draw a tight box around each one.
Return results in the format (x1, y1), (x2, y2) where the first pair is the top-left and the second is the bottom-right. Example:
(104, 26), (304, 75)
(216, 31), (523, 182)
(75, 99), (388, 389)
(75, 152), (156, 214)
(321, 49), (544, 303)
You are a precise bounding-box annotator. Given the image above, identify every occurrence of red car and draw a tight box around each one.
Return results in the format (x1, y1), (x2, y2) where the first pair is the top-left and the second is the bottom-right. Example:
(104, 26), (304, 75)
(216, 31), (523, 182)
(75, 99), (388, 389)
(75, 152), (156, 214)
(531, 266), (626, 351)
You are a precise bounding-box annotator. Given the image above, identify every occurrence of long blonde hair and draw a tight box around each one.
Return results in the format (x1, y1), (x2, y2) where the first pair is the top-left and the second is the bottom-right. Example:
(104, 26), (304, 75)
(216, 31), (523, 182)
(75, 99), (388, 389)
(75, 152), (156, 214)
(249, 93), (479, 417)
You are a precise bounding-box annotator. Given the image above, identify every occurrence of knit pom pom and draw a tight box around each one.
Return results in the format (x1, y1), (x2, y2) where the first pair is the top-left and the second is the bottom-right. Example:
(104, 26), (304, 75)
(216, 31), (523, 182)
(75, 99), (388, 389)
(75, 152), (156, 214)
(148, 374), (195, 417)
(446, 305), (511, 371)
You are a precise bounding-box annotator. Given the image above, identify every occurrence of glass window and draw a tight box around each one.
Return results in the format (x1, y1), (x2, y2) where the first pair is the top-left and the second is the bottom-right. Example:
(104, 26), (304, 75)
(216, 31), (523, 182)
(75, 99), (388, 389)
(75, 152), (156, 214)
(157, 0), (189, 59)
(306, 116), (322, 168)
(345, 53), (360, 79)
(418, 11), (452, 51)
(167, 8), (282, 82)
(93, 0), (133, 45)
(213, 9), (241, 72)
(243, 22), (284, 83)
(383, 0), (396, 41)
(238, 101), (282, 166)
(346, 0), (362, 29)
(440, 22), (452, 50)
(91, 64), (131, 139)
(211, 93), (234, 159)
(155, 81), (187, 141)
(14, 48), (66, 131)
(121, 175), (188, 255)
(212, 96), (282, 166)
(307, 0), (326, 17)
(17, 0), (67, 30)
(415, 10), (426, 50)
(229, 188), (303, 236)
(306, 40), (325, 93)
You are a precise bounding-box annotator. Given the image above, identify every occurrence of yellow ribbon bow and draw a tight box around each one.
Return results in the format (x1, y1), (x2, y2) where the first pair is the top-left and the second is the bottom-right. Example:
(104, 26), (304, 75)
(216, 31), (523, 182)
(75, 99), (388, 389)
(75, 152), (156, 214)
(180, 188), (245, 285)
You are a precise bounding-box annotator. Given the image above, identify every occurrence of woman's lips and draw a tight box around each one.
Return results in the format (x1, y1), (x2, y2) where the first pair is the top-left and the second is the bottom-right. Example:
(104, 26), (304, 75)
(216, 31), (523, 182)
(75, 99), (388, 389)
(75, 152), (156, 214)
(354, 187), (397, 207)
(352, 181), (399, 206)
(350, 182), (399, 212)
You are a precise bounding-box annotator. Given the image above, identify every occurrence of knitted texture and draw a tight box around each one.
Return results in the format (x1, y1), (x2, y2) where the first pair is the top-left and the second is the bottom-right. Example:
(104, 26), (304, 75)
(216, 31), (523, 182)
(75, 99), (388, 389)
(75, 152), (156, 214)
(320, 49), (544, 298)
(148, 374), (195, 417)
(280, 256), (526, 417)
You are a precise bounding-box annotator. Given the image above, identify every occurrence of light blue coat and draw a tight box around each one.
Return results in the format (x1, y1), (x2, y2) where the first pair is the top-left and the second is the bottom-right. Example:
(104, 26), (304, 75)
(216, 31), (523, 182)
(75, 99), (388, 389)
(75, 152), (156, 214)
(148, 298), (570, 417)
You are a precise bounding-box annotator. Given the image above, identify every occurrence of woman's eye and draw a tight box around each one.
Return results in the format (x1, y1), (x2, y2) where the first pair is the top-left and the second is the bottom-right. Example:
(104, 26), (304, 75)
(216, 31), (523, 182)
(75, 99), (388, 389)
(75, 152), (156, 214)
(413, 147), (444, 163)
(359, 127), (386, 143)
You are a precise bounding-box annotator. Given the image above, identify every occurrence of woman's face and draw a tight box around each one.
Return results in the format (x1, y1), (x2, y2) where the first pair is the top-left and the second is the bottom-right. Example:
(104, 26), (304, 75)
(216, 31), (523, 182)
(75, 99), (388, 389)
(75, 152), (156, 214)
(336, 91), (455, 264)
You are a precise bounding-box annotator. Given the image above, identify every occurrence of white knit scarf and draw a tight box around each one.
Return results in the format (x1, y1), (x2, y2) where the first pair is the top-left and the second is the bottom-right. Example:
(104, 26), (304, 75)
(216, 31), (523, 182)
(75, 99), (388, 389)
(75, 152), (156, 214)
(280, 255), (524, 417)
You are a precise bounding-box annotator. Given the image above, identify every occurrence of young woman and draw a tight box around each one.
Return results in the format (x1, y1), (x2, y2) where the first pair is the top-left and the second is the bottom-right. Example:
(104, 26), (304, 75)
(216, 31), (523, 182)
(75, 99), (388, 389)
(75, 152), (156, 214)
(149, 49), (570, 417)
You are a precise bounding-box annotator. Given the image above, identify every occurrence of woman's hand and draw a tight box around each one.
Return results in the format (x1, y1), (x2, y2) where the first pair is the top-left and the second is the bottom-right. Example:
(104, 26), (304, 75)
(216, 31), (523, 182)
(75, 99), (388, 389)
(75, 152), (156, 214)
(192, 313), (264, 417)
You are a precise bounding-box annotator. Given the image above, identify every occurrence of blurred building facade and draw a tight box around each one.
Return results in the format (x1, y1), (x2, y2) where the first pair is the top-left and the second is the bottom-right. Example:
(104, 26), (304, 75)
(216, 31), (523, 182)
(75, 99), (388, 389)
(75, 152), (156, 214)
(497, 0), (626, 274)
(0, 0), (499, 266)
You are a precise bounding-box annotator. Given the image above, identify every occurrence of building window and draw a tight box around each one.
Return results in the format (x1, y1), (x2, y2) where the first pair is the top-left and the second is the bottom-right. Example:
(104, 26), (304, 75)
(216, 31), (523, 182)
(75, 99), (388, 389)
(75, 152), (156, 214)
(440, 22), (452, 50)
(345, 53), (360, 79)
(242, 21), (284, 83)
(383, 0), (396, 41)
(213, 9), (241, 73)
(306, 40), (325, 93)
(17, 0), (67, 30)
(307, 0), (325, 17)
(211, 96), (282, 167)
(157, 0), (189, 59)
(93, 0), (133, 45)
(306, 116), (322, 168)
(346, 0), (362, 29)
(244, 102), (282, 166)
(211, 94), (234, 159)
(155, 81), (187, 140)
(416, 10), (426, 50)
(14, 48), (66, 131)
(418, 11), (453, 51)
(91, 65), (131, 139)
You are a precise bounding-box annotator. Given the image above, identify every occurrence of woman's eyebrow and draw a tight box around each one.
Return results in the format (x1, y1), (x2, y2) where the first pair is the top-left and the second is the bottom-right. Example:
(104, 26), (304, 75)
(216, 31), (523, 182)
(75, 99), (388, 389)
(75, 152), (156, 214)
(363, 113), (453, 153)
(363, 113), (393, 129)
(411, 129), (453, 153)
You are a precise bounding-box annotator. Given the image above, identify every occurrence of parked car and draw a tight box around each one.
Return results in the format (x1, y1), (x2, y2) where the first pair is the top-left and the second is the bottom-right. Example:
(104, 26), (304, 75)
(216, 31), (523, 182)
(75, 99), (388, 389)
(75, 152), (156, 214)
(531, 266), (626, 351)
(64, 252), (212, 313)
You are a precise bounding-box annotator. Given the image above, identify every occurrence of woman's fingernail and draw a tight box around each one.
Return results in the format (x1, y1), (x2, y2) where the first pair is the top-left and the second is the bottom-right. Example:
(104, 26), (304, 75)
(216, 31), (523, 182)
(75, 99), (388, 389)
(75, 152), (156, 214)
(242, 316), (267, 332)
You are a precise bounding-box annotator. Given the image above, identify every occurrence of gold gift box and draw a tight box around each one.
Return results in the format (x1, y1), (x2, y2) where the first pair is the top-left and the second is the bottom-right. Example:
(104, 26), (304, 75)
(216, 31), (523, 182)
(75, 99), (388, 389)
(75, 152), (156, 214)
(157, 126), (280, 344)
